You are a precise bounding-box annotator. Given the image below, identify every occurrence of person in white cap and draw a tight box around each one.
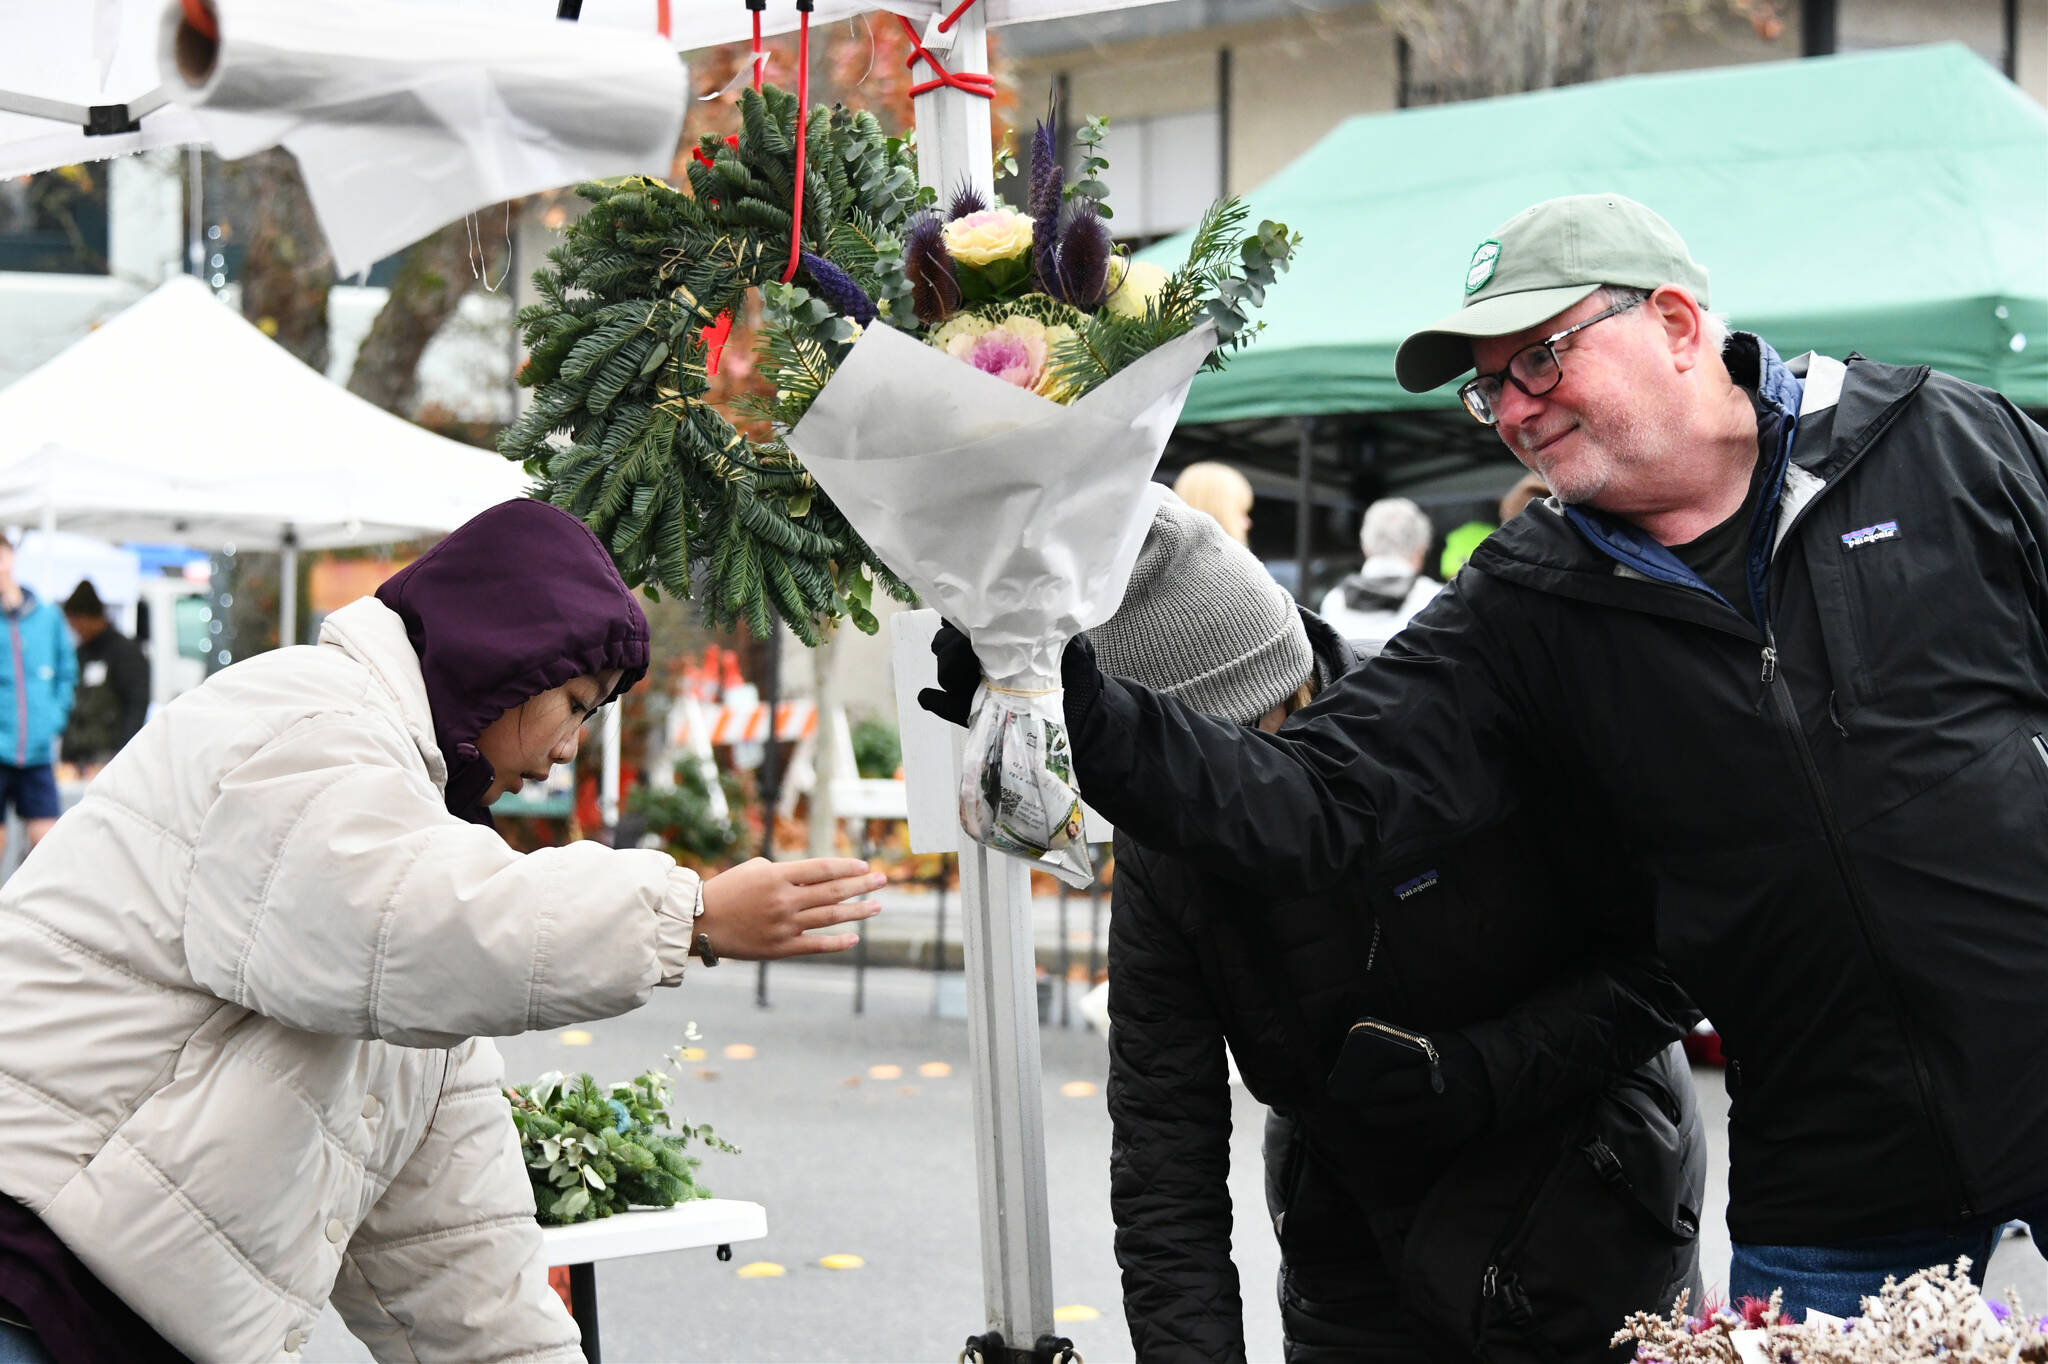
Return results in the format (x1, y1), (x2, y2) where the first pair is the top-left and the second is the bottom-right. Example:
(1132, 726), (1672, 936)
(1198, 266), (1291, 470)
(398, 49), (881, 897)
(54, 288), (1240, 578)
(926, 192), (2048, 1314)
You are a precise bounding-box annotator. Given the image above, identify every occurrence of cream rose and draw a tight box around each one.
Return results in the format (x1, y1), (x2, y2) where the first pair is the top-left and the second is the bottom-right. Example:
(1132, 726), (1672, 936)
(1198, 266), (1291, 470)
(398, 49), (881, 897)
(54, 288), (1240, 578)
(1103, 257), (1171, 320)
(942, 208), (1036, 268)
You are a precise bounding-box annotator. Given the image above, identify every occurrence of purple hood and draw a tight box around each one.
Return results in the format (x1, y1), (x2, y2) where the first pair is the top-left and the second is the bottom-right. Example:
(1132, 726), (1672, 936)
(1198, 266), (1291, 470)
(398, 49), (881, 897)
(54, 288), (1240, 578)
(375, 500), (649, 820)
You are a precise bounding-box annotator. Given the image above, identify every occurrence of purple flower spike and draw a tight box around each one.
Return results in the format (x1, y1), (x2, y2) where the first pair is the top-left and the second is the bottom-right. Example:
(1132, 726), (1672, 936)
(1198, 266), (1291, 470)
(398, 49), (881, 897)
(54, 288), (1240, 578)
(947, 183), (990, 222)
(1989, 1300), (2012, 1323)
(1029, 115), (1065, 300)
(904, 211), (960, 326)
(800, 251), (877, 327)
(1056, 203), (1113, 309)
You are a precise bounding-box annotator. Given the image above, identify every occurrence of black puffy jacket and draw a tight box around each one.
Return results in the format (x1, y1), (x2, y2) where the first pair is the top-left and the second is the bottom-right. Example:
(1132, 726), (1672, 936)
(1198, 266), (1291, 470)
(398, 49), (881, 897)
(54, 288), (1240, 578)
(1107, 613), (1702, 1362)
(1079, 339), (2048, 1246)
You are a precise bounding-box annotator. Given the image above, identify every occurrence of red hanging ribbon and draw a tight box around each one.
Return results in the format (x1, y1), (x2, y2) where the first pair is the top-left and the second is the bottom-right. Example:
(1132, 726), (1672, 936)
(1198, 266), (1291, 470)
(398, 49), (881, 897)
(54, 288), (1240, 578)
(936, 0), (984, 34)
(895, 14), (996, 100)
(779, 6), (813, 284)
(700, 310), (735, 377)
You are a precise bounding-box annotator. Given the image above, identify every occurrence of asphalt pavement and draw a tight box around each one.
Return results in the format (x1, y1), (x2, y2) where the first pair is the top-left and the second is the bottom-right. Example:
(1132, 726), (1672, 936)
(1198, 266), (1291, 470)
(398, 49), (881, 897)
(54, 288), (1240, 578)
(306, 953), (2048, 1363)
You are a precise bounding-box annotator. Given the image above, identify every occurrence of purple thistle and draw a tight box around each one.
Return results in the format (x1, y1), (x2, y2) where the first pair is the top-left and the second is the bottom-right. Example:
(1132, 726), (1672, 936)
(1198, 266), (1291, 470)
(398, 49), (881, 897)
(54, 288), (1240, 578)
(800, 251), (877, 327)
(1029, 115), (1065, 300)
(904, 212), (959, 326)
(1055, 203), (1112, 310)
(946, 182), (989, 222)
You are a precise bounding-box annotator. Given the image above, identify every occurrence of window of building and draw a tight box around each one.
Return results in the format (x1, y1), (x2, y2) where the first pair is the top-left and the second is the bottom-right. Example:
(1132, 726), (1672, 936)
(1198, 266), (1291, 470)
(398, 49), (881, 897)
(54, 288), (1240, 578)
(0, 166), (111, 275)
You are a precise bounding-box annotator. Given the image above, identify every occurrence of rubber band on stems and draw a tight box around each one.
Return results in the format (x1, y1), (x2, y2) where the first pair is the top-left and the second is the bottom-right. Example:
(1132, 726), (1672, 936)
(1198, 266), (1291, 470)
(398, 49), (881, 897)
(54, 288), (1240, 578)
(983, 679), (1058, 699)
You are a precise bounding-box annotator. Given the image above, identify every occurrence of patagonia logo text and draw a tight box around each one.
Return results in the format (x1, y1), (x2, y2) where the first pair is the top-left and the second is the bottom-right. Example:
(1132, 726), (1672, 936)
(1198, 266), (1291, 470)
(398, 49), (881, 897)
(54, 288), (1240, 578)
(1841, 521), (1899, 550)
(1393, 870), (1440, 900)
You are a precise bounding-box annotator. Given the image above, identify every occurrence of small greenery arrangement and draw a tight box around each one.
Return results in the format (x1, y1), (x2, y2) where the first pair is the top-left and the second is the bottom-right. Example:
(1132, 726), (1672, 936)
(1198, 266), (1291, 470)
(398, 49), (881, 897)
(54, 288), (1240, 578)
(505, 1050), (738, 1226)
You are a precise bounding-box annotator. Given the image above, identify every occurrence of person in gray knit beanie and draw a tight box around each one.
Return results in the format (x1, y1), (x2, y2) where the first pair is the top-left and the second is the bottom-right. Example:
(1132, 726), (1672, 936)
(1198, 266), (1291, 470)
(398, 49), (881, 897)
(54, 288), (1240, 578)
(1090, 489), (1315, 728)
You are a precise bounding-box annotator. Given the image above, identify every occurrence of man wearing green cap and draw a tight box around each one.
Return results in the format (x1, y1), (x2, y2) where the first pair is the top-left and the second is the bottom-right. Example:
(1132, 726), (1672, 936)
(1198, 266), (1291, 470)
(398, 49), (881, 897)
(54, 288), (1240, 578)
(923, 192), (2048, 1313)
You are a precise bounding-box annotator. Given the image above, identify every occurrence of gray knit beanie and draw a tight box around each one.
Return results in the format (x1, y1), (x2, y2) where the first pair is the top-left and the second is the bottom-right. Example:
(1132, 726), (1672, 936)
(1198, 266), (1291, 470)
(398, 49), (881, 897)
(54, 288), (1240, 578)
(1091, 489), (1313, 726)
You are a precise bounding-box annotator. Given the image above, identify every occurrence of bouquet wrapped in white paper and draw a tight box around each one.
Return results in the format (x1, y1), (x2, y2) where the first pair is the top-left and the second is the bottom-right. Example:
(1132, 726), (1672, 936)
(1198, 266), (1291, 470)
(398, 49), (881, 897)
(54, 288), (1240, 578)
(791, 322), (1216, 885)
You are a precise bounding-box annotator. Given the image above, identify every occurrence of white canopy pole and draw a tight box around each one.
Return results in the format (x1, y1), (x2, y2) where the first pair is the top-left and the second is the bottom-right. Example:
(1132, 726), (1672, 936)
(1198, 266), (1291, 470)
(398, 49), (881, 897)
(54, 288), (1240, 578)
(907, 17), (1058, 1341)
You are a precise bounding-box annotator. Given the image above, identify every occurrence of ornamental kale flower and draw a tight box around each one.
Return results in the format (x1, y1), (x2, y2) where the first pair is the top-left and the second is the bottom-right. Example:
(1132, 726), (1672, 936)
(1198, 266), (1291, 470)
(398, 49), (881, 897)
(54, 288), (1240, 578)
(905, 211), (960, 326)
(800, 251), (878, 327)
(1028, 115), (1065, 299)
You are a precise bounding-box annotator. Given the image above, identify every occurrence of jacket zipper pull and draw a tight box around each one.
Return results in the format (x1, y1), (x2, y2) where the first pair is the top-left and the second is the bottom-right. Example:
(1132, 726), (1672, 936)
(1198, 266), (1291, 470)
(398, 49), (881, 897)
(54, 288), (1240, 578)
(1482, 1264), (1498, 1298)
(1419, 1035), (1445, 1094)
(1760, 646), (1778, 685)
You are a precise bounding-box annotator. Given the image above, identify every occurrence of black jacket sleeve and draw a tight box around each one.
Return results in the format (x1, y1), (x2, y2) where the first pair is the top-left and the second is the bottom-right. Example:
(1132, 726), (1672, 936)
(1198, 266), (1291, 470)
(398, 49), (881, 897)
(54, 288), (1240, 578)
(1462, 950), (1700, 1132)
(1107, 844), (1248, 1364)
(1077, 578), (1531, 899)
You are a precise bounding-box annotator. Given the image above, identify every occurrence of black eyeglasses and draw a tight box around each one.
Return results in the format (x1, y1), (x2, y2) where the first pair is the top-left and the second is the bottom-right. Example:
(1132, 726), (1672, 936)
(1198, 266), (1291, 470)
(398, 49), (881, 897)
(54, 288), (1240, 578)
(1458, 298), (1641, 426)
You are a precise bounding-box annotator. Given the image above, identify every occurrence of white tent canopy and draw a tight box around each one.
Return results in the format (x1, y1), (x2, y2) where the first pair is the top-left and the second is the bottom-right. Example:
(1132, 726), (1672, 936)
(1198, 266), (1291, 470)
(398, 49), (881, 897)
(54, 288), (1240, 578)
(0, 275), (530, 551)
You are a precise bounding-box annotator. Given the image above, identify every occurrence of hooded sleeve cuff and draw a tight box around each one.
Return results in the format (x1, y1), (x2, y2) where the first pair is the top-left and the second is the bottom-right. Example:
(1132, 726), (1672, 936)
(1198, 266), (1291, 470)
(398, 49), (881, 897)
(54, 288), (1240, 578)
(654, 864), (703, 987)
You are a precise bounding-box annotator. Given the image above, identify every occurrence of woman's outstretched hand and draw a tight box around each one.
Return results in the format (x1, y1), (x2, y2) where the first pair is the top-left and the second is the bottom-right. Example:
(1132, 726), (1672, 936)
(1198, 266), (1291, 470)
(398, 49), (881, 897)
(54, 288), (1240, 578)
(695, 857), (884, 961)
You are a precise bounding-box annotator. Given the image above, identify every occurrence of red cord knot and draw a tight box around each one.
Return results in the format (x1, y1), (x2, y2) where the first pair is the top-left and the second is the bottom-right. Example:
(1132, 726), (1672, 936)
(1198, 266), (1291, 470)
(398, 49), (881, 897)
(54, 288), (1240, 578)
(896, 14), (997, 100)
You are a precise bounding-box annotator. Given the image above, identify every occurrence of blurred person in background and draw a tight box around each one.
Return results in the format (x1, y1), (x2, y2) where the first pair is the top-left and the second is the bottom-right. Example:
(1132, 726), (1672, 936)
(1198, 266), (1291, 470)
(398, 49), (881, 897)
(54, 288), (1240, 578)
(0, 500), (883, 1364)
(1095, 492), (1701, 1362)
(0, 535), (74, 862)
(1318, 497), (1442, 656)
(1496, 470), (1551, 525)
(59, 581), (149, 778)
(1172, 461), (1255, 546)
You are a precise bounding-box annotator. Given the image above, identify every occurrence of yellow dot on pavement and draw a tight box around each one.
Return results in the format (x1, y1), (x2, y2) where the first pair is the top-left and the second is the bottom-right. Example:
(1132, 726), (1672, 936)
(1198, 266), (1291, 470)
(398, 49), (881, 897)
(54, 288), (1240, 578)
(679, 1047), (707, 1062)
(868, 1063), (902, 1080)
(919, 1061), (952, 1078)
(1060, 1080), (1097, 1099)
(1054, 1305), (1100, 1323)
(819, 1254), (865, 1270)
(560, 1030), (593, 1047)
(735, 1261), (785, 1278)
(724, 1043), (756, 1060)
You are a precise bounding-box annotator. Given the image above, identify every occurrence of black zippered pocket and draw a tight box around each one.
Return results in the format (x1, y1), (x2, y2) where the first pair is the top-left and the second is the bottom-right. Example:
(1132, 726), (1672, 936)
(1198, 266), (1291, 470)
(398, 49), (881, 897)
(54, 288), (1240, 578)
(1329, 1017), (1445, 1099)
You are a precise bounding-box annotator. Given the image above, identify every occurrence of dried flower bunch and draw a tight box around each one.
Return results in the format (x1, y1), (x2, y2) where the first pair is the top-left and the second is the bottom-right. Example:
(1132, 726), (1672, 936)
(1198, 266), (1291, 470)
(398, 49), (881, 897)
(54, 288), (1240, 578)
(1616, 1262), (2048, 1364)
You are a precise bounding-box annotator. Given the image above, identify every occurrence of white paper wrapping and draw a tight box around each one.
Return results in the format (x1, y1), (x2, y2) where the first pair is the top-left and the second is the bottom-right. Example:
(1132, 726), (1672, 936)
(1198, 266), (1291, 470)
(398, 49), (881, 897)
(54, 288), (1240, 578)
(156, 0), (685, 276)
(789, 320), (1216, 885)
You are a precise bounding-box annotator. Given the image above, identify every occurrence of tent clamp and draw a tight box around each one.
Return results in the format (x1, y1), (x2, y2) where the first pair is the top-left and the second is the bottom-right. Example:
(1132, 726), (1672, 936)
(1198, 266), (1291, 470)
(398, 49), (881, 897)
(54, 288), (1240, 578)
(0, 85), (168, 136)
(958, 1331), (1082, 1364)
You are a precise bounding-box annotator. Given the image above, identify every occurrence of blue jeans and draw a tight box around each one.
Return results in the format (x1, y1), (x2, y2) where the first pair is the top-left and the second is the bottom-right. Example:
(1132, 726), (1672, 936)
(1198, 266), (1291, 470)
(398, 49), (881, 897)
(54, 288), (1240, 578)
(1730, 1218), (2014, 1317)
(0, 1319), (54, 1364)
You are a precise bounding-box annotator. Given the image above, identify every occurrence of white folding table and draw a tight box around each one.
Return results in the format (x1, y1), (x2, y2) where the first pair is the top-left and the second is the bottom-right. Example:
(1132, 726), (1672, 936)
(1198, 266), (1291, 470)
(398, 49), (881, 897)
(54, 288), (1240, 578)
(540, 1199), (767, 1363)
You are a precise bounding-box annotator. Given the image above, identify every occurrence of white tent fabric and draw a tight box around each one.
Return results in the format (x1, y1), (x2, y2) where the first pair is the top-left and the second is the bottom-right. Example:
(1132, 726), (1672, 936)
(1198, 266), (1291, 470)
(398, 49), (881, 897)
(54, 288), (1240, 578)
(2, 0), (684, 277)
(0, 274), (530, 550)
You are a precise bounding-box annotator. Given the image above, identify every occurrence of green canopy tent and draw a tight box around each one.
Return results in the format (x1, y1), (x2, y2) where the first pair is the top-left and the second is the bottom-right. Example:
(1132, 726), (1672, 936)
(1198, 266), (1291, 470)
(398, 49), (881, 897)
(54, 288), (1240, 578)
(1141, 43), (2048, 591)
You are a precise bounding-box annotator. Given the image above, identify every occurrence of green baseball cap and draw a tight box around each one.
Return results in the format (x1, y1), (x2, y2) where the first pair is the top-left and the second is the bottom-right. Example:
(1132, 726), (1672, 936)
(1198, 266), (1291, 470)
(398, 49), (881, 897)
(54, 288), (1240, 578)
(1394, 193), (1710, 393)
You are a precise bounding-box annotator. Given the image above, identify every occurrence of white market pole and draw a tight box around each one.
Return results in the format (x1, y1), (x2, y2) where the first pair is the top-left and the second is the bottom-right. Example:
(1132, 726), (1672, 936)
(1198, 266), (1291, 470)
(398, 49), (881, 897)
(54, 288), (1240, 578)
(907, 14), (1057, 1350)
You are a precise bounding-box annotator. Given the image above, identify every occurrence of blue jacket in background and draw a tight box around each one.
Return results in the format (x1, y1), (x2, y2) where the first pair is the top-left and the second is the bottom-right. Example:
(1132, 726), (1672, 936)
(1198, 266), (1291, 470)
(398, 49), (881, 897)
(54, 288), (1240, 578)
(0, 591), (77, 766)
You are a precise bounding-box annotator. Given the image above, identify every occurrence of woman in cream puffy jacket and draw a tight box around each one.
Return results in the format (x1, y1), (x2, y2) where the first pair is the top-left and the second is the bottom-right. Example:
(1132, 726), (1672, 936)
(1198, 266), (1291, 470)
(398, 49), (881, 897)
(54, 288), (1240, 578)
(0, 501), (882, 1364)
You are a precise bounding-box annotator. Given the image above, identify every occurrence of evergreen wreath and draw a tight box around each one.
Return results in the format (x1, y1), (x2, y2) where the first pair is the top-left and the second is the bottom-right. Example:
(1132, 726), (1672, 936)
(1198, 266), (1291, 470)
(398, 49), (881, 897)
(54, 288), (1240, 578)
(501, 86), (919, 644)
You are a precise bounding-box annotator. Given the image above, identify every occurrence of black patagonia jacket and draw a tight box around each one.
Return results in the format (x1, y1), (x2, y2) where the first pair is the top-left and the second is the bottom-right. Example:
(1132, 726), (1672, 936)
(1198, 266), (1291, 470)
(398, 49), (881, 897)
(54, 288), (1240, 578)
(1107, 613), (1701, 1362)
(1077, 337), (2048, 1246)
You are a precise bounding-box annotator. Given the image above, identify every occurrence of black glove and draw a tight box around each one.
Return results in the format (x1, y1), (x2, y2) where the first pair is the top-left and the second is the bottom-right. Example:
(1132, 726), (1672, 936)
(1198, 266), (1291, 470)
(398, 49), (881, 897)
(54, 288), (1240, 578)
(1329, 1024), (1494, 1148)
(916, 623), (1105, 732)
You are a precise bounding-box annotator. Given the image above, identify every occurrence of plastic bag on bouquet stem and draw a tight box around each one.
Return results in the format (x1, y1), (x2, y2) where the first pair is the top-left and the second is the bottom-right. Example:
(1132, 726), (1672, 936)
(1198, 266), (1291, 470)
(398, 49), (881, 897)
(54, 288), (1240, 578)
(789, 321), (1217, 888)
(961, 677), (1091, 884)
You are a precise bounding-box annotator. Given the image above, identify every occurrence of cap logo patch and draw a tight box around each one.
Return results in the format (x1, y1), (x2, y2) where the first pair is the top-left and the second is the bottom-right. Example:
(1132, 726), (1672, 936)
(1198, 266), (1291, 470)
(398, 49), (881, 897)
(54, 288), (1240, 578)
(1465, 240), (1501, 295)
